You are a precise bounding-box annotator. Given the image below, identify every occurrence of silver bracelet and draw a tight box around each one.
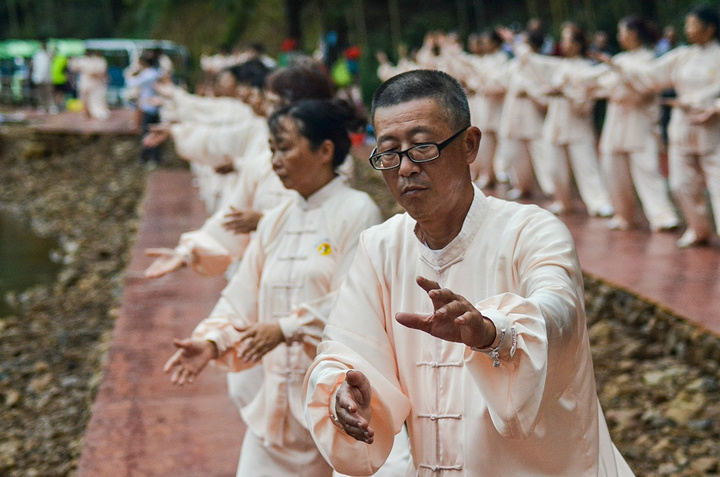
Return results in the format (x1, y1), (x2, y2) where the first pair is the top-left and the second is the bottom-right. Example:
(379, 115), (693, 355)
(471, 328), (506, 368)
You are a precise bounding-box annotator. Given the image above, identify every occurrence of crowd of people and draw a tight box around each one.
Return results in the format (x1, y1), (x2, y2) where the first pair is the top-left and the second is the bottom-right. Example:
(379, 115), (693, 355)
(133, 4), (720, 477)
(377, 7), (720, 248)
(24, 42), (176, 126)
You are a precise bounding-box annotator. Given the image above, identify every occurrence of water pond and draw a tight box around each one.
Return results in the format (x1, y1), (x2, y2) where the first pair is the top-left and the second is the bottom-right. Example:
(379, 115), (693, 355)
(0, 208), (62, 317)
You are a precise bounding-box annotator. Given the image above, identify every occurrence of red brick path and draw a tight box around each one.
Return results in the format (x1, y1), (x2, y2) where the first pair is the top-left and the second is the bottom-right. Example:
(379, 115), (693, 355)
(75, 170), (244, 477)
(30, 109), (140, 135)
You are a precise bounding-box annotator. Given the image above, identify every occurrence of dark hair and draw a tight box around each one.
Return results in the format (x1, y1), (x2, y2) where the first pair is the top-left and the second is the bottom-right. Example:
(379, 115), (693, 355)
(139, 53), (158, 68)
(229, 59), (270, 89)
(268, 99), (360, 170)
(621, 16), (661, 46)
(370, 69), (471, 131)
(689, 5), (720, 39)
(265, 65), (334, 103)
(248, 42), (266, 55)
(526, 29), (545, 51)
(564, 23), (589, 56)
(480, 28), (504, 48)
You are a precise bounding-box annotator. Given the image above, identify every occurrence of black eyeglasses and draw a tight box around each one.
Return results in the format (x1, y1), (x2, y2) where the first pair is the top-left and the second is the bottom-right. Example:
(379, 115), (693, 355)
(368, 126), (469, 171)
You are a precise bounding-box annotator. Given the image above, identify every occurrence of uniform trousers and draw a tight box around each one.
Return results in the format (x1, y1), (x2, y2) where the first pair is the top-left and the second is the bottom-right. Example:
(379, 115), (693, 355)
(499, 137), (554, 196)
(668, 144), (720, 239)
(545, 140), (613, 215)
(602, 136), (679, 230)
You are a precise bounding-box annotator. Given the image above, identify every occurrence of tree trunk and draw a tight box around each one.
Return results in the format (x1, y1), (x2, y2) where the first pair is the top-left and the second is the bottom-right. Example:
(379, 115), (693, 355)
(351, 0), (368, 50)
(388, 0), (402, 52)
(583, 0), (596, 32)
(526, 0), (539, 20)
(640, 0), (656, 20)
(455, 0), (469, 36)
(285, 0), (303, 41)
(473, 0), (485, 31)
(6, 0), (20, 36)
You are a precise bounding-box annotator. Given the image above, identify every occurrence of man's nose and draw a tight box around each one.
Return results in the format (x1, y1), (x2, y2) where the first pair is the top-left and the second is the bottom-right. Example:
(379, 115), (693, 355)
(397, 152), (420, 176)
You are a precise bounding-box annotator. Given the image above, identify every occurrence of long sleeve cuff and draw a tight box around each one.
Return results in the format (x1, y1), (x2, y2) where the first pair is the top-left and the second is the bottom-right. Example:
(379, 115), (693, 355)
(278, 316), (301, 341)
(174, 243), (194, 264)
(471, 308), (517, 366)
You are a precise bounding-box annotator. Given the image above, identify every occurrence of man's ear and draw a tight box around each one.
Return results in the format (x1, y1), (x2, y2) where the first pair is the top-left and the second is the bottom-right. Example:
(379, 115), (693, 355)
(465, 126), (482, 165)
(318, 139), (335, 166)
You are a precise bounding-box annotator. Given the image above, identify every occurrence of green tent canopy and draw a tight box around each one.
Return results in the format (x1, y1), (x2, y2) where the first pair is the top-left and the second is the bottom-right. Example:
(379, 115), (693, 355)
(0, 39), (85, 59)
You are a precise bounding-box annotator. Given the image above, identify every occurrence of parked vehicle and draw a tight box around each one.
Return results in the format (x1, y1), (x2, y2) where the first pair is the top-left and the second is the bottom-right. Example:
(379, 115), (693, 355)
(0, 38), (189, 107)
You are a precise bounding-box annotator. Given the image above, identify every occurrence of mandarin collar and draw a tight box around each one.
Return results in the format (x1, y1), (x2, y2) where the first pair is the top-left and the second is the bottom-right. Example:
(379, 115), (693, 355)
(298, 175), (344, 211)
(697, 39), (720, 51)
(416, 184), (489, 272)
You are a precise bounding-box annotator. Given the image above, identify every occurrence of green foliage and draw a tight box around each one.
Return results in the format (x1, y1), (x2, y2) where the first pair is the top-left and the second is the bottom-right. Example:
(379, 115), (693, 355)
(4, 0), (720, 106)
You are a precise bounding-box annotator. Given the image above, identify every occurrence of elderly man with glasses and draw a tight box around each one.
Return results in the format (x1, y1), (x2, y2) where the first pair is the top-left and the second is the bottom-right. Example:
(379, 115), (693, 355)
(303, 69), (634, 476)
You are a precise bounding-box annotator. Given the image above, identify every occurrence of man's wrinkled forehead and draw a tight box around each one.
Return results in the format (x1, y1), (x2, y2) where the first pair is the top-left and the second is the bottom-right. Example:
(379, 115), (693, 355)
(372, 97), (453, 134)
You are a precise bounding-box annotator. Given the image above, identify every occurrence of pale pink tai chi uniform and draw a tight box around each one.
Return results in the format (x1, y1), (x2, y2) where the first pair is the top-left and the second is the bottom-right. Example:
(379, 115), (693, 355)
(465, 49), (510, 184)
(166, 90), (265, 212)
(614, 40), (720, 242)
(377, 58), (419, 82)
(305, 185), (635, 477)
(592, 48), (679, 230)
(192, 178), (391, 476)
(496, 56), (552, 195)
(68, 55), (110, 120)
(523, 53), (614, 215)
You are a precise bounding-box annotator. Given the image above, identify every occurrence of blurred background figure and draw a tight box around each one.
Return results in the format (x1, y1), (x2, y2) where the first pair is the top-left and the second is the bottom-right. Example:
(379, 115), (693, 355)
(68, 49), (109, 120)
(124, 53), (162, 167)
(655, 25), (679, 56)
(31, 39), (54, 113)
(50, 49), (69, 112)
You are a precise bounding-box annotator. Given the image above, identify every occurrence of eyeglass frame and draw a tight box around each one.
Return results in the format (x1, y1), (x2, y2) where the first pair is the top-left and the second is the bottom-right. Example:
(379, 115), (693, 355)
(368, 126), (470, 171)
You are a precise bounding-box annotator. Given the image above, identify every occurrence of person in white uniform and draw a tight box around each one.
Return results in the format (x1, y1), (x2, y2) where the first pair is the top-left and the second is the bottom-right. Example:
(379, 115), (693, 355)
(303, 69), (635, 477)
(599, 5), (720, 247)
(589, 17), (680, 232)
(163, 99), (409, 477)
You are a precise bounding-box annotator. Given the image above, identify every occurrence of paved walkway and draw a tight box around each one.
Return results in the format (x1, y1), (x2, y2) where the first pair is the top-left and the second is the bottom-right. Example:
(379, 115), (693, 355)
(29, 109), (140, 135)
(563, 211), (720, 334)
(76, 170), (244, 477)
(76, 168), (720, 476)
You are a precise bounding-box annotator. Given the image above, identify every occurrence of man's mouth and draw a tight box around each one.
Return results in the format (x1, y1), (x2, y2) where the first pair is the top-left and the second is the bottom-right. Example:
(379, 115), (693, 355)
(400, 184), (427, 195)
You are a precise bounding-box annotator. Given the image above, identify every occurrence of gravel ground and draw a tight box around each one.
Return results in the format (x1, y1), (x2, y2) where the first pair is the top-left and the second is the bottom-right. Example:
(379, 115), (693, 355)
(0, 130), (146, 477)
(0, 130), (718, 476)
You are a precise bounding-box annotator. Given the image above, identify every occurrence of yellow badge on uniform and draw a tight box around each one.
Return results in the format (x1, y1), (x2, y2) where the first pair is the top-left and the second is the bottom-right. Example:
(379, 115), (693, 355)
(317, 242), (332, 255)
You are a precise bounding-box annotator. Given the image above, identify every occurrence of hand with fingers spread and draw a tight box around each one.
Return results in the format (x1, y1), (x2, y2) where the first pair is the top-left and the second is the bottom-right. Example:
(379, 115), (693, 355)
(334, 370), (375, 444)
(142, 125), (171, 148)
(395, 276), (496, 349)
(144, 247), (186, 278)
(238, 323), (285, 362)
(222, 206), (264, 235)
(163, 338), (217, 386)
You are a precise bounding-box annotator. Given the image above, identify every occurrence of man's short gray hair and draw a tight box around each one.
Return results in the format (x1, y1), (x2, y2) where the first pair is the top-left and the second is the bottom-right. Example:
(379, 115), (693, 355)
(370, 70), (471, 130)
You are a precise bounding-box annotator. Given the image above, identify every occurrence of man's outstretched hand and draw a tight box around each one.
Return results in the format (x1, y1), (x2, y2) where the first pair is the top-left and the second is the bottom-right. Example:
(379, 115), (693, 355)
(395, 276), (496, 349)
(334, 370), (375, 444)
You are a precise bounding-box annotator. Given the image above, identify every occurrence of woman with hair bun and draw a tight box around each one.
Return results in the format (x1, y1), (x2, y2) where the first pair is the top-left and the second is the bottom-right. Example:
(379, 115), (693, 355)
(589, 16), (680, 231)
(163, 99), (408, 476)
(600, 5), (720, 246)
